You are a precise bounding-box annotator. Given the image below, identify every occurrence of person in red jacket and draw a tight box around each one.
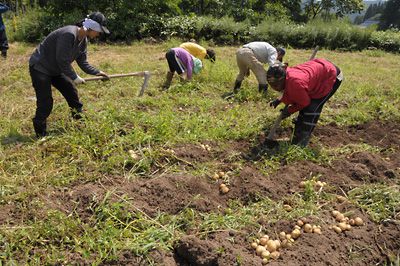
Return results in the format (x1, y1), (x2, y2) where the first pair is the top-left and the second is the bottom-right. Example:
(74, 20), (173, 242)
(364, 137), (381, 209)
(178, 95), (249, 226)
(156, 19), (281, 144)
(267, 59), (343, 147)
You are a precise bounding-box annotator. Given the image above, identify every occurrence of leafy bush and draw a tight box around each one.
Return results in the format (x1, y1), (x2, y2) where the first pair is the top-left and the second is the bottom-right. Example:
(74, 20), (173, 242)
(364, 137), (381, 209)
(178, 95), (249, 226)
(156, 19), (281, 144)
(5, 8), (400, 53)
(7, 8), (84, 42)
(370, 29), (400, 52)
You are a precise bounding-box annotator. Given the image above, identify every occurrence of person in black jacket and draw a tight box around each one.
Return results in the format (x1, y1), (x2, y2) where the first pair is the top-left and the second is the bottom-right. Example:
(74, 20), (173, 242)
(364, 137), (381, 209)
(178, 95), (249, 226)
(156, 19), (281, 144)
(0, 3), (9, 58)
(29, 12), (110, 137)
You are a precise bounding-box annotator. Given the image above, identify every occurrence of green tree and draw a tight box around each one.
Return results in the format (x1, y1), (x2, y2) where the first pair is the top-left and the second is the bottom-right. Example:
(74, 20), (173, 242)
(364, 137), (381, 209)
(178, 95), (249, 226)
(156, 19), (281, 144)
(304, 0), (363, 20)
(379, 0), (400, 30)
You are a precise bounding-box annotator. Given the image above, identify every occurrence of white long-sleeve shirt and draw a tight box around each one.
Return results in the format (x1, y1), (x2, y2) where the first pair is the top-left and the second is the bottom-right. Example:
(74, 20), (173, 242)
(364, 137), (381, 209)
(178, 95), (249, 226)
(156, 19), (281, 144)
(243, 42), (278, 66)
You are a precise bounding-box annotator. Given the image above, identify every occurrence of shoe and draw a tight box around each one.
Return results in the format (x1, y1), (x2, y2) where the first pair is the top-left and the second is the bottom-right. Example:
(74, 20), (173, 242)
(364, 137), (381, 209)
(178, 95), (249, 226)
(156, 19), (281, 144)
(32, 118), (47, 138)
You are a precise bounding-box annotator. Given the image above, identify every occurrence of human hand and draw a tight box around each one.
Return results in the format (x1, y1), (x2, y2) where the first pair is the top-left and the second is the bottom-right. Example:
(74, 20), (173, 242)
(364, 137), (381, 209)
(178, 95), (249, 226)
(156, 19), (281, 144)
(280, 107), (291, 119)
(269, 99), (281, 109)
(73, 75), (86, 85)
(96, 71), (110, 81)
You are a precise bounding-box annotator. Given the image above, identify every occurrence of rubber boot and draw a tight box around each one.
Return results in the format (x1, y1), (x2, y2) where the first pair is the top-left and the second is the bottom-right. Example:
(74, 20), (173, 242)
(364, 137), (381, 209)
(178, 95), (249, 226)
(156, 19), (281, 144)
(291, 130), (311, 147)
(291, 117), (311, 147)
(32, 118), (47, 138)
(233, 80), (242, 94)
(258, 84), (268, 94)
(162, 71), (174, 90)
(71, 107), (83, 120)
(1, 50), (6, 59)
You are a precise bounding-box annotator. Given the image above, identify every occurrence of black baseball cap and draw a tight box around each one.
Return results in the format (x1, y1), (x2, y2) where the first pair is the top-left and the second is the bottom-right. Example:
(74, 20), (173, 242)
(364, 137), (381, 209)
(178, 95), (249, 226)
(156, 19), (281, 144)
(88, 12), (110, 34)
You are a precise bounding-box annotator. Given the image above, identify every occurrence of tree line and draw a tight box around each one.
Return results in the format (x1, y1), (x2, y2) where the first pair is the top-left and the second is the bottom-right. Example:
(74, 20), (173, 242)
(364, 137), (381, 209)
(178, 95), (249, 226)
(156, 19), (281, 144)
(2, 0), (399, 44)
(2, 0), (366, 23)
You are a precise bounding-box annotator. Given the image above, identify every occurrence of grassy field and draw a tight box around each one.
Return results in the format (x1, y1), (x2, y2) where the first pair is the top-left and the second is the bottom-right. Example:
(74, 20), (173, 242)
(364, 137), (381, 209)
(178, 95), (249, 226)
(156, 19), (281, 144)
(0, 41), (399, 265)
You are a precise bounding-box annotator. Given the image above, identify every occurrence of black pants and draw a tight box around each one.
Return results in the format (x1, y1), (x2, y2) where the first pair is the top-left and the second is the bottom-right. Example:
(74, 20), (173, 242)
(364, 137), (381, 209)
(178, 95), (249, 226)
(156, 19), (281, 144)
(292, 67), (342, 146)
(165, 49), (184, 74)
(29, 66), (83, 135)
(0, 29), (8, 55)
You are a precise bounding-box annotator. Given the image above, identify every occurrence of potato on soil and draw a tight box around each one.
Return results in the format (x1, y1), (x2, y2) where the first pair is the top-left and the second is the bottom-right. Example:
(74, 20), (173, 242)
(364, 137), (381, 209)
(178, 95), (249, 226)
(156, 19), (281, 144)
(274, 239), (281, 249)
(313, 227), (322, 234)
(261, 250), (270, 259)
(336, 195), (347, 203)
(354, 217), (364, 226)
(283, 204), (292, 211)
(335, 213), (345, 222)
(259, 237), (268, 246)
(304, 224), (313, 233)
(297, 220), (304, 227)
(338, 222), (348, 231)
(219, 184), (229, 194)
(291, 229), (301, 239)
(333, 226), (342, 233)
(266, 240), (277, 252)
(256, 245), (267, 255)
(128, 150), (140, 160)
(270, 251), (280, 260)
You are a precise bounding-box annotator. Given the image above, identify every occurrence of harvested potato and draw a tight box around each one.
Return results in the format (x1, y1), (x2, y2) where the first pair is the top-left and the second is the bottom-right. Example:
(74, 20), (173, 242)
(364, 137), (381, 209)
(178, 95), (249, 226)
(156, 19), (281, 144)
(354, 217), (364, 226)
(304, 224), (313, 233)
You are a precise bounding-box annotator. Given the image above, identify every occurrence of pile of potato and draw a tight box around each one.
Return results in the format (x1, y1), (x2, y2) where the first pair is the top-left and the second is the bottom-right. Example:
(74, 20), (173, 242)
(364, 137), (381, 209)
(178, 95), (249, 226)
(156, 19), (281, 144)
(251, 235), (282, 264)
(299, 180), (327, 189)
(330, 210), (364, 233)
(212, 171), (230, 194)
(250, 218), (322, 264)
(200, 143), (211, 151)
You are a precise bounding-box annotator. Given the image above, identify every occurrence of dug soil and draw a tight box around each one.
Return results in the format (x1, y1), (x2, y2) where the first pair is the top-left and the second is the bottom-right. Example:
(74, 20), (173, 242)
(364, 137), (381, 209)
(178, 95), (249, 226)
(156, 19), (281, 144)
(1, 120), (399, 265)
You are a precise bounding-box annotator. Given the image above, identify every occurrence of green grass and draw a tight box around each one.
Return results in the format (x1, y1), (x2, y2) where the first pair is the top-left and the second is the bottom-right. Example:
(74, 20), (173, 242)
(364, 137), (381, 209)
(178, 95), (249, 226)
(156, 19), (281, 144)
(348, 184), (400, 222)
(1, 41), (400, 264)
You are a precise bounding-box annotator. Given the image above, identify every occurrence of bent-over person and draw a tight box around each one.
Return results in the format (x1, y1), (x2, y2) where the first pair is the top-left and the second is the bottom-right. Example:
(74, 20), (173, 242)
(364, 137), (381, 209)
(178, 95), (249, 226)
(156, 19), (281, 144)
(29, 12), (110, 137)
(267, 59), (343, 147)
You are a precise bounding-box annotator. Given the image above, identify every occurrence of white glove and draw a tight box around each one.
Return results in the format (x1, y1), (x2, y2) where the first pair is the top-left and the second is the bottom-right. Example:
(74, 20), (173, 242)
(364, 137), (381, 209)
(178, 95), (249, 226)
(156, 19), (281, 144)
(73, 75), (85, 85)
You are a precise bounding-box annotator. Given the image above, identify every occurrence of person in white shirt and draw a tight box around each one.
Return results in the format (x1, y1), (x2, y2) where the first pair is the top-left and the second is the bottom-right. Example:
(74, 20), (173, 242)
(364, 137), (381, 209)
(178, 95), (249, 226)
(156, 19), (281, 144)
(233, 42), (285, 95)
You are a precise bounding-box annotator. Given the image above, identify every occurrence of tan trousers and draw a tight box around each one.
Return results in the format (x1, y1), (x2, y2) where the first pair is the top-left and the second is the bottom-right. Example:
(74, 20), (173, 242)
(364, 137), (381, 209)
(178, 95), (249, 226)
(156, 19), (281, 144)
(235, 47), (267, 85)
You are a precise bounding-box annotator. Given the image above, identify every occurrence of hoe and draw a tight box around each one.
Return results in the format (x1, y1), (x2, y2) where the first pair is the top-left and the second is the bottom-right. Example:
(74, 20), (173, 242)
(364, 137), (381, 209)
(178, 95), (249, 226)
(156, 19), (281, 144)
(84, 71), (151, 97)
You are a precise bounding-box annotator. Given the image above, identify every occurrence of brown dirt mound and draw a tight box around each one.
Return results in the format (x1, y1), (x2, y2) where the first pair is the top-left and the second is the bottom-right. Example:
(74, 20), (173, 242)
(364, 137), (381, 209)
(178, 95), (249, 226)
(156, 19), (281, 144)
(173, 213), (400, 266)
(175, 232), (261, 266)
(4, 120), (399, 265)
(33, 121), (400, 219)
(314, 120), (400, 148)
(122, 174), (224, 215)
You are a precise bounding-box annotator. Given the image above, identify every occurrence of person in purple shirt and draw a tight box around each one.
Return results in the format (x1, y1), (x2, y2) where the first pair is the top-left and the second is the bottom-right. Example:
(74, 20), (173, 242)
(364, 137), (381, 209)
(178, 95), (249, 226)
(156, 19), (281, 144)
(162, 47), (202, 90)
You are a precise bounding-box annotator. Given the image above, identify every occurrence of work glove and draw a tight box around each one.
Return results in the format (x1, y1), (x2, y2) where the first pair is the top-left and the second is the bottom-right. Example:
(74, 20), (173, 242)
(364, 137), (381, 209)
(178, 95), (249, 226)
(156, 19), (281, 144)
(73, 75), (85, 85)
(269, 99), (281, 109)
(96, 71), (110, 81)
(280, 107), (291, 119)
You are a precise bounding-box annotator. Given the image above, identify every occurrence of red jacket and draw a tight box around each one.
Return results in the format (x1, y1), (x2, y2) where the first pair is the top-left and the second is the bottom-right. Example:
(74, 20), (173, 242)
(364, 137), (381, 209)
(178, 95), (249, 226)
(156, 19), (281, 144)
(281, 59), (337, 114)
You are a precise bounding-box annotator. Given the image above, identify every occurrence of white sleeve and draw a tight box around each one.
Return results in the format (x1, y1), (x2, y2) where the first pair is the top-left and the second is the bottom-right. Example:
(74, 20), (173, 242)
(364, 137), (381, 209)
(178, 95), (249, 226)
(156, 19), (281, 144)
(267, 49), (278, 66)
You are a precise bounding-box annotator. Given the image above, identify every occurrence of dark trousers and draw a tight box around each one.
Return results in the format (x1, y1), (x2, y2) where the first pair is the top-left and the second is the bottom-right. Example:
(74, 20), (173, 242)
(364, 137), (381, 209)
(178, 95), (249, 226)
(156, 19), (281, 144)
(29, 66), (83, 135)
(0, 29), (8, 55)
(165, 49), (184, 74)
(292, 67), (342, 146)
